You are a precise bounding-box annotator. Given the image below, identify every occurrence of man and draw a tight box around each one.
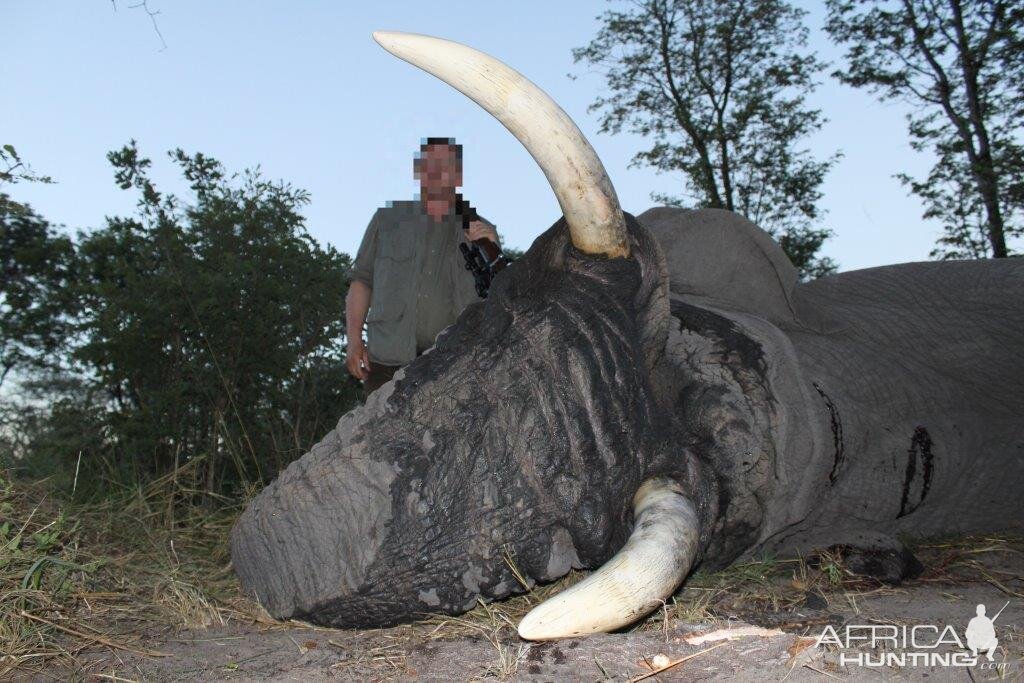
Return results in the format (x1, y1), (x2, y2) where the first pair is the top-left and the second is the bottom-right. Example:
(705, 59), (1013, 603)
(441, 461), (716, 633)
(345, 137), (500, 397)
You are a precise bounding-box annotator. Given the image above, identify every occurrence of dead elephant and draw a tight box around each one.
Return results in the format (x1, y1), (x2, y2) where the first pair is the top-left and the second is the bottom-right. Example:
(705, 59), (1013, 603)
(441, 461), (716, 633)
(230, 32), (1024, 640)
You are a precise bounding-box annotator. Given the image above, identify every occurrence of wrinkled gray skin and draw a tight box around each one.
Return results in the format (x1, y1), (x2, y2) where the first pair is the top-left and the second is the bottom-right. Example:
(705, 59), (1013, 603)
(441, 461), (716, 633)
(231, 207), (1024, 628)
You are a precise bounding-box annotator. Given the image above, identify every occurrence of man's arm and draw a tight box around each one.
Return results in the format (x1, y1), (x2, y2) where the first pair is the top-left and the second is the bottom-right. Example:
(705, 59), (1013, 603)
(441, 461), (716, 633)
(345, 280), (372, 380)
(345, 209), (382, 381)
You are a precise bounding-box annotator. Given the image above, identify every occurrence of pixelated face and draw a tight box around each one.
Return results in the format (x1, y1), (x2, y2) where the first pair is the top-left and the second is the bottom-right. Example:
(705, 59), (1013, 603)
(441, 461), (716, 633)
(414, 143), (462, 195)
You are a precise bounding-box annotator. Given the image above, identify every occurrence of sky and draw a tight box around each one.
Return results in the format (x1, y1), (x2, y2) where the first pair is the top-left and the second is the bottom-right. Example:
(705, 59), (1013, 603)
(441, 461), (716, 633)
(5, 1), (942, 271)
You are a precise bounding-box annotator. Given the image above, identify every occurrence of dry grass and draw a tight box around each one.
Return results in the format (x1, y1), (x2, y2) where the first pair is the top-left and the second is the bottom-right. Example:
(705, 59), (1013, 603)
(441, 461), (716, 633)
(415, 551), (863, 677)
(671, 555), (845, 624)
(913, 535), (1024, 598)
(0, 461), (260, 680)
(3, 461), (1022, 680)
(418, 556), (587, 678)
(433, 533), (1024, 657)
(653, 535), (1024, 635)
(325, 631), (414, 677)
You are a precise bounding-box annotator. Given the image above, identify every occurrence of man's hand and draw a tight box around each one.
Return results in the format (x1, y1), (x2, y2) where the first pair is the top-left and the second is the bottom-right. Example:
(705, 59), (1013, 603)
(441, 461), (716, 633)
(346, 341), (371, 381)
(345, 280), (372, 381)
(467, 220), (499, 245)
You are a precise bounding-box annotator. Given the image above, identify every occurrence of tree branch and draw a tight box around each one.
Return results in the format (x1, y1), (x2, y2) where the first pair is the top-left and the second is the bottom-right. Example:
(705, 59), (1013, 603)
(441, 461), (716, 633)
(653, 2), (723, 206)
(116, 0), (167, 51)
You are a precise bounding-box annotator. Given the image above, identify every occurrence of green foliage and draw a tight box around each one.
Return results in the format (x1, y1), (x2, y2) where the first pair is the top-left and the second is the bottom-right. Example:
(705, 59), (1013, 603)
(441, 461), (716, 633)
(3, 142), (362, 497)
(1, 388), (113, 499)
(501, 246), (525, 261)
(825, 0), (1024, 259)
(898, 143), (997, 260)
(0, 199), (76, 386)
(0, 145), (54, 218)
(0, 145), (53, 188)
(574, 0), (838, 279)
(778, 229), (837, 280)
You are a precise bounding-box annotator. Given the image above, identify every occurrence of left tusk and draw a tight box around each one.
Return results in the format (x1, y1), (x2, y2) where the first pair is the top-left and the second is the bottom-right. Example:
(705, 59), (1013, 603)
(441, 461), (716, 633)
(517, 477), (700, 640)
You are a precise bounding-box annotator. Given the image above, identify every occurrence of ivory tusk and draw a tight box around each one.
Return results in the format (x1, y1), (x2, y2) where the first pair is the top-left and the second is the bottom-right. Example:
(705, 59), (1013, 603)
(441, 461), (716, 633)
(372, 30), (629, 258)
(517, 477), (699, 640)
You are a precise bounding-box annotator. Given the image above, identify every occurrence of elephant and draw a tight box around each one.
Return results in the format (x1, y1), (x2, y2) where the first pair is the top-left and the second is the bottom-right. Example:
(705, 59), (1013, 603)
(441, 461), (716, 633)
(229, 31), (1024, 640)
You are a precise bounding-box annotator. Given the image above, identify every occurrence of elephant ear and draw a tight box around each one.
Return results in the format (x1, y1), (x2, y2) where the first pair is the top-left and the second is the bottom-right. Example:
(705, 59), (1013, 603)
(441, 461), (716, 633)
(638, 207), (798, 324)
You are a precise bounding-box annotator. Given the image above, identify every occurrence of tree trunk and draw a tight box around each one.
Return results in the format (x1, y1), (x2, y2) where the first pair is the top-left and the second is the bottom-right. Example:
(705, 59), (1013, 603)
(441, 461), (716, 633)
(654, 6), (724, 208)
(950, 0), (1008, 258)
(976, 164), (1009, 257)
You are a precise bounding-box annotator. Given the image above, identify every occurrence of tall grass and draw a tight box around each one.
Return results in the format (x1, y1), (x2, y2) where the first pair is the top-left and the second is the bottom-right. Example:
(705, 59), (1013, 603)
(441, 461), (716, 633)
(0, 460), (258, 679)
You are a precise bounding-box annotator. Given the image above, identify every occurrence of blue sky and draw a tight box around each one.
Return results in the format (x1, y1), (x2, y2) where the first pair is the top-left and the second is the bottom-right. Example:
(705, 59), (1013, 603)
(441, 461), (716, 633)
(6, 1), (939, 271)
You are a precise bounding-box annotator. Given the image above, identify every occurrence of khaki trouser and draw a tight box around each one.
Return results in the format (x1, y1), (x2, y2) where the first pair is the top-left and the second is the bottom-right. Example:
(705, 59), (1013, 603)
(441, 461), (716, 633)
(363, 360), (402, 400)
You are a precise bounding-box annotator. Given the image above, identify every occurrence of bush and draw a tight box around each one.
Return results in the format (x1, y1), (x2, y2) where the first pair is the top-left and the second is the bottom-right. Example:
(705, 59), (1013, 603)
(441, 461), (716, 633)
(1, 143), (362, 499)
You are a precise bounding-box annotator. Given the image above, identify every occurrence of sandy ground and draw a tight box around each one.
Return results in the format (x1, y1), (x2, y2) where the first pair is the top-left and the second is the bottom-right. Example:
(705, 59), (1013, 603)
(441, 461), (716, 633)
(68, 572), (1022, 682)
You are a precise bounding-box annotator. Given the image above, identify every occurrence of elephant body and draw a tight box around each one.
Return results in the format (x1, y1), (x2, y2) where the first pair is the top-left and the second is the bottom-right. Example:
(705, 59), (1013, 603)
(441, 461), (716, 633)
(232, 206), (1023, 628)
(231, 31), (1023, 637)
(643, 207), (1024, 570)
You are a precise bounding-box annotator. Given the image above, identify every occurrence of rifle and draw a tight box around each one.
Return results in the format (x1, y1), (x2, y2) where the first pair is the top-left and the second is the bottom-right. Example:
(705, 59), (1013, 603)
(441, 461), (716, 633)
(455, 196), (512, 298)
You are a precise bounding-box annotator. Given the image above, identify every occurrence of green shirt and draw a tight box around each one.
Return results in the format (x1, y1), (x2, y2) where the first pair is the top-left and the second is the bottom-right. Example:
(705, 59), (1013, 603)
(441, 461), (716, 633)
(349, 200), (493, 365)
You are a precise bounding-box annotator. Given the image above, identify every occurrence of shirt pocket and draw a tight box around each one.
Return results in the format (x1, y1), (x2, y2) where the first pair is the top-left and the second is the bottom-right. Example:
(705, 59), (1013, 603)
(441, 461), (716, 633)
(368, 224), (415, 321)
(378, 223), (414, 260)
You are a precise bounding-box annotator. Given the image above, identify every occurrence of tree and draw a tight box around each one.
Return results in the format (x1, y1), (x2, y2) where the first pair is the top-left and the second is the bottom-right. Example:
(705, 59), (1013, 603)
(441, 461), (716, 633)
(59, 142), (359, 494)
(825, 0), (1024, 259)
(0, 144), (55, 217)
(0, 197), (76, 388)
(574, 0), (839, 279)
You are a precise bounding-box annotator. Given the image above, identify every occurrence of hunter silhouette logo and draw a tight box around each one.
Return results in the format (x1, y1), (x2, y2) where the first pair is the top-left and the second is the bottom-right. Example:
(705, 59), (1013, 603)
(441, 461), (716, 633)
(965, 602), (1007, 662)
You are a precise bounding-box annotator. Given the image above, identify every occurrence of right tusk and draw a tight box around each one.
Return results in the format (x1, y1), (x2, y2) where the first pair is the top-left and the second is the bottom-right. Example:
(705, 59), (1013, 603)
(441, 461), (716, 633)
(517, 477), (700, 640)
(372, 30), (629, 259)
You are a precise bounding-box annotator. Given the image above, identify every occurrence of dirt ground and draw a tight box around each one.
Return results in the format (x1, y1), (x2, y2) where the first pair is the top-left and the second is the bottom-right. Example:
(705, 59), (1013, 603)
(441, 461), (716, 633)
(66, 543), (1023, 682)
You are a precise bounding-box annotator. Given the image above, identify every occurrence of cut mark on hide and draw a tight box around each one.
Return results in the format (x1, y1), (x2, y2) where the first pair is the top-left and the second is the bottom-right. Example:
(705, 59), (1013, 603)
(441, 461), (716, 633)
(812, 383), (845, 484)
(898, 426), (935, 518)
